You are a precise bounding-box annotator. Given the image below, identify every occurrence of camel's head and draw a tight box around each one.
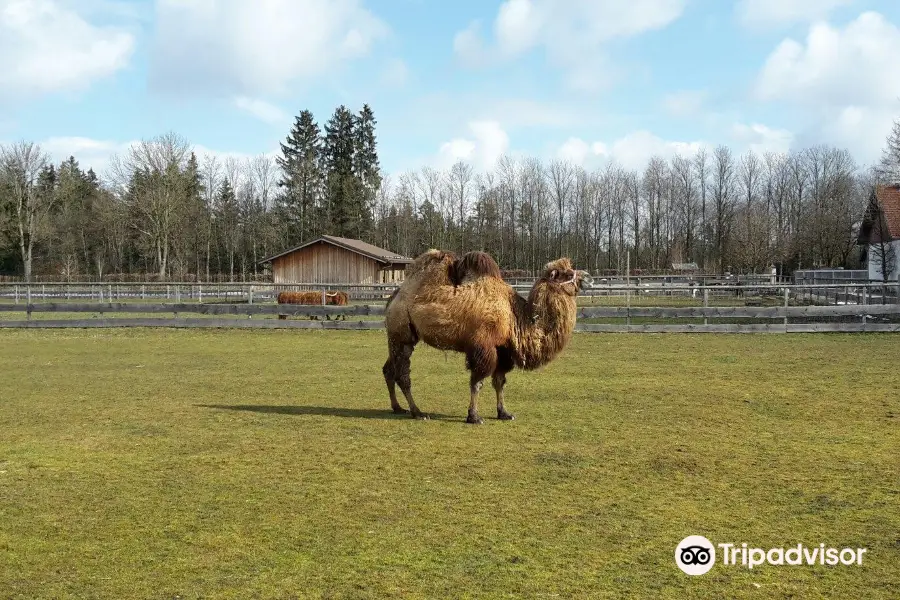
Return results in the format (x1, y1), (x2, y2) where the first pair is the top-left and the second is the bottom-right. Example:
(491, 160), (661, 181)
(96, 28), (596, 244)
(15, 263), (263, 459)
(541, 258), (592, 296)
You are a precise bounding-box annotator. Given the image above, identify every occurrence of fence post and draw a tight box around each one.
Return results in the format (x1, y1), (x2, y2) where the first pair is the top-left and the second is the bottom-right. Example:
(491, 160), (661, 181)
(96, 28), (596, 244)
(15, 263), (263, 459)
(14, 285), (18, 304)
(175, 285), (181, 303)
(249, 286), (254, 305)
(703, 288), (709, 326)
(322, 288), (326, 306)
(26, 285), (31, 321)
(783, 287), (789, 330)
(199, 284), (203, 304)
(861, 287), (867, 326)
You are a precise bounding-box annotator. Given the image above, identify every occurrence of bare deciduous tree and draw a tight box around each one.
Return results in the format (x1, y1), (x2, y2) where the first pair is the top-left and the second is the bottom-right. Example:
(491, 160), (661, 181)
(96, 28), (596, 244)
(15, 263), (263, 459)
(0, 141), (52, 281)
(878, 118), (900, 184)
(109, 132), (192, 278)
(547, 159), (574, 256)
(711, 145), (736, 271)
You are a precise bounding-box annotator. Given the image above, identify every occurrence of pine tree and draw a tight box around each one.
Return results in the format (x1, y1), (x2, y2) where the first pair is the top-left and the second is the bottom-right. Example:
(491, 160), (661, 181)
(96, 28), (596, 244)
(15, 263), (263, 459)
(352, 104), (380, 239)
(277, 110), (323, 242)
(216, 177), (240, 279)
(182, 152), (206, 278)
(53, 156), (91, 278)
(322, 105), (357, 237)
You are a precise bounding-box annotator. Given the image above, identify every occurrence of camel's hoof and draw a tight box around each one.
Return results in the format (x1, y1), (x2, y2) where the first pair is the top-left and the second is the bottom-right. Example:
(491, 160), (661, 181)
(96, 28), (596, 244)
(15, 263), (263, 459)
(391, 406), (408, 415)
(466, 413), (484, 425)
(497, 411), (515, 421)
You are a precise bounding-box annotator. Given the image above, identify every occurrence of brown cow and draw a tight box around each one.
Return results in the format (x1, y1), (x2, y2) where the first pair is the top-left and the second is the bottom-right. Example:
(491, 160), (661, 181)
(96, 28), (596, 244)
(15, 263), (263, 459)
(276, 290), (349, 320)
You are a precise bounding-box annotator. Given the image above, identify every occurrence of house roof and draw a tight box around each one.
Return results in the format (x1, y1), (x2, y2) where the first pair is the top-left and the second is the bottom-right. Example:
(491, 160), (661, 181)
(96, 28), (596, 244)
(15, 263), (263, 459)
(259, 235), (413, 265)
(858, 184), (900, 245)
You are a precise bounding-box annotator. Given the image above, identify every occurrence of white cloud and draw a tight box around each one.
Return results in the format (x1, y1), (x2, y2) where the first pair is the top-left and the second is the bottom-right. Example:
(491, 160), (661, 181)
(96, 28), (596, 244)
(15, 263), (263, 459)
(33, 136), (278, 183)
(662, 90), (708, 117)
(0, 0), (134, 98)
(410, 93), (608, 133)
(437, 121), (510, 172)
(730, 122), (795, 155)
(452, 0), (687, 91)
(556, 131), (705, 171)
(557, 137), (608, 165)
(233, 97), (288, 125)
(796, 106), (897, 165)
(150, 0), (389, 96)
(754, 11), (900, 164)
(756, 12), (900, 107)
(380, 58), (409, 87)
(38, 136), (132, 177)
(736, 0), (854, 28)
(453, 20), (486, 65)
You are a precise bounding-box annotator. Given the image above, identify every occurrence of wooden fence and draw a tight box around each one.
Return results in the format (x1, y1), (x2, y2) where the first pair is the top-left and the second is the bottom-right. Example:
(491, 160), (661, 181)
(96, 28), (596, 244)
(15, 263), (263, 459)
(2, 301), (899, 333)
(2, 280), (898, 304)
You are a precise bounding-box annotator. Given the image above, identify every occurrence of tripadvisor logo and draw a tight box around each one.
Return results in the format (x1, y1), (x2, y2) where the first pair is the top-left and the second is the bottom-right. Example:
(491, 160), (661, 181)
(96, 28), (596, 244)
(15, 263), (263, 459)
(675, 536), (867, 575)
(676, 535), (716, 575)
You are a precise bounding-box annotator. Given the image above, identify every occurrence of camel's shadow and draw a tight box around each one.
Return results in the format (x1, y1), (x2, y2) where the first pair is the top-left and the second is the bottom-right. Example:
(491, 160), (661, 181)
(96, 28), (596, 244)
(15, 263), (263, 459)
(197, 403), (458, 422)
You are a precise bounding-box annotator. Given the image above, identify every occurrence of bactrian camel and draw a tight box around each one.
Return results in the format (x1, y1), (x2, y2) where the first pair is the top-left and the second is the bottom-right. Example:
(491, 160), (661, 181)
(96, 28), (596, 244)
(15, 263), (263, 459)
(382, 249), (591, 423)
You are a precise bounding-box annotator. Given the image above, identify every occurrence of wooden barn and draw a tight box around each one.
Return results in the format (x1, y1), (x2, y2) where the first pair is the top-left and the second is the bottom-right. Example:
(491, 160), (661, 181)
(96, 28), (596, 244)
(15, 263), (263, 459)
(260, 235), (413, 285)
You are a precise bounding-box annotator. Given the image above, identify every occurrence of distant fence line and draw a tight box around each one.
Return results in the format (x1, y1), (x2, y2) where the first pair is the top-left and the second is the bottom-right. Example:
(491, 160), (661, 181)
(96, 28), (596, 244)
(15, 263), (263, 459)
(1, 299), (899, 333)
(2, 280), (898, 304)
(0, 270), (775, 285)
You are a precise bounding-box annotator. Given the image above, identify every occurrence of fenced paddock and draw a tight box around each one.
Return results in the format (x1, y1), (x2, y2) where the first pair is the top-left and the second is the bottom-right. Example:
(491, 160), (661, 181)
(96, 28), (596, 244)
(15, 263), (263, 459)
(1, 281), (899, 332)
(2, 328), (898, 598)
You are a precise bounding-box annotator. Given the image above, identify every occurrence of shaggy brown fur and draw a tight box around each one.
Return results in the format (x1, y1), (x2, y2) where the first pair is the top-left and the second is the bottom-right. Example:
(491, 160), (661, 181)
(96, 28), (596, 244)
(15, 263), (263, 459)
(383, 250), (589, 424)
(448, 250), (502, 286)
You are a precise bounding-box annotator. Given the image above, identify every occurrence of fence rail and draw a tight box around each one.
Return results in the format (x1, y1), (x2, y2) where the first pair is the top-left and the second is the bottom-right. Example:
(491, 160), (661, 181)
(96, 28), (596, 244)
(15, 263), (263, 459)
(2, 300), (900, 333)
(2, 281), (899, 302)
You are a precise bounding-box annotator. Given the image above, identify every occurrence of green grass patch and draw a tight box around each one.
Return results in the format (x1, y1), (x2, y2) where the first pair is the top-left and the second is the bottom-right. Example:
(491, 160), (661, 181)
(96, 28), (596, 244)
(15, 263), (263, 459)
(0, 330), (898, 598)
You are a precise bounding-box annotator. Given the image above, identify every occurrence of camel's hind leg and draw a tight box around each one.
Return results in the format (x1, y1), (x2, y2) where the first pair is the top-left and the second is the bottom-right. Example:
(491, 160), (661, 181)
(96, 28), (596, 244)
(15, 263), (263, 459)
(465, 345), (498, 425)
(393, 343), (428, 419)
(383, 354), (406, 415)
(493, 347), (516, 421)
(385, 342), (425, 418)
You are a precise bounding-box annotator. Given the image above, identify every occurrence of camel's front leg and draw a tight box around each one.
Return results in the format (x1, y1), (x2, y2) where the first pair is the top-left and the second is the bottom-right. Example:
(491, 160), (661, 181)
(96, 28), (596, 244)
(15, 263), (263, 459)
(468, 376), (485, 424)
(492, 371), (515, 421)
(466, 346), (497, 424)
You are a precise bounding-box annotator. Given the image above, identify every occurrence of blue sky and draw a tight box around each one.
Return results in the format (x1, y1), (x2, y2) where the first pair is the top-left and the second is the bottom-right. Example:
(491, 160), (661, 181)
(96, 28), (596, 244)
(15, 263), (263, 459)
(1, 0), (899, 180)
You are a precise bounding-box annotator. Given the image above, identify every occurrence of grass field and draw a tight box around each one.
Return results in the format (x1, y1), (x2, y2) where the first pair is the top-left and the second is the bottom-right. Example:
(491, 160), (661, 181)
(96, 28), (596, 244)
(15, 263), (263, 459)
(1, 329), (898, 599)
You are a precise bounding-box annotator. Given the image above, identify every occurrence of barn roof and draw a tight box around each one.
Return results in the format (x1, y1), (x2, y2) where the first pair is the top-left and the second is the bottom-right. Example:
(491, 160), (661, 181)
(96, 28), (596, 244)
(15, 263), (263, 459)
(857, 184), (900, 245)
(259, 235), (413, 265)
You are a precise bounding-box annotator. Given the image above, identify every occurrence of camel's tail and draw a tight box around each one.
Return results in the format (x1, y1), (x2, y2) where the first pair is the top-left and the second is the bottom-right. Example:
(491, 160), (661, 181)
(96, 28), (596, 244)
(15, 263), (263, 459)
(385, 287), (400, 308)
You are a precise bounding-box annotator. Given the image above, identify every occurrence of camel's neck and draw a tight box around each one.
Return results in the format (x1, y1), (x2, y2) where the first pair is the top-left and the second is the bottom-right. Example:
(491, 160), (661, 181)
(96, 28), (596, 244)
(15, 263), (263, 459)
(516, 283), (577, 370)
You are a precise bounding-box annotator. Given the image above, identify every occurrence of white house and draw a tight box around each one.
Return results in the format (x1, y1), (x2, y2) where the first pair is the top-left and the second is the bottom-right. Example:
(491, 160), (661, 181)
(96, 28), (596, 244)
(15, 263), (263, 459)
(857, 184), (900, 282)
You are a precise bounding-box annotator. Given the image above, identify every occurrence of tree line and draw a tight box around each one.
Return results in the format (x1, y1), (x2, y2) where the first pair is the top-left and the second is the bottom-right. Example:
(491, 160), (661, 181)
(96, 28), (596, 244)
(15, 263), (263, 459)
(1, 108), (898, 281)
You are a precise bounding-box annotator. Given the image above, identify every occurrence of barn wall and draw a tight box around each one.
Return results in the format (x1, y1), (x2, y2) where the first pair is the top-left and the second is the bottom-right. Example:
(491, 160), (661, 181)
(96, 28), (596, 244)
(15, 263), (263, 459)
(272, 242), (379, 284)
(378, 265), (407, 283)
